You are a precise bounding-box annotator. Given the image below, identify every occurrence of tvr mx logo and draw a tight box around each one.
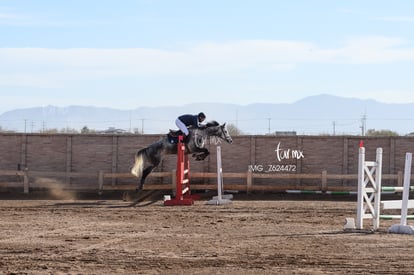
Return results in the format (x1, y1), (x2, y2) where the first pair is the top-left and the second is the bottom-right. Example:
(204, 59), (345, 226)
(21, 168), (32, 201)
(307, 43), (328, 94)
(275, 142), (304, 162)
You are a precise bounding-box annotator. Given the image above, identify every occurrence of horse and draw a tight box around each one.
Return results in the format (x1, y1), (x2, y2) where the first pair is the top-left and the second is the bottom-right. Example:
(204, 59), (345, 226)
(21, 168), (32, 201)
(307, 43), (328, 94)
(130, 121), (233, 190)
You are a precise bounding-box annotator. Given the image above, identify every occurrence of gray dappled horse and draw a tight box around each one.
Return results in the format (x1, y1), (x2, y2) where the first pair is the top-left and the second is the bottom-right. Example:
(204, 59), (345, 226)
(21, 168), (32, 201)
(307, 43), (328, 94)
(130, 121), (233, 190)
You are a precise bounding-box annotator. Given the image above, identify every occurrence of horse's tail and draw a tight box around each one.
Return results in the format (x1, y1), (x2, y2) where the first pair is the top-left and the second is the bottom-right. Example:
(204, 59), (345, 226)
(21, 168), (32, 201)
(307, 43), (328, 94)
(131, 149), (145, 178)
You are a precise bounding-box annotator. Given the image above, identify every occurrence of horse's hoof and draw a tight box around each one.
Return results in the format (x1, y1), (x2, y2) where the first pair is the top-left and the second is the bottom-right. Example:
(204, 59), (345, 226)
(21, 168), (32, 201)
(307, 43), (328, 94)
(123, 192), (129, 202)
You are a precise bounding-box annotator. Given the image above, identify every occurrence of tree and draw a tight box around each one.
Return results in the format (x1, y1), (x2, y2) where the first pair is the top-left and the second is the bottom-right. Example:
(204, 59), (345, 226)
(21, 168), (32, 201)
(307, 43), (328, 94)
(366, 129), (399, 136)
(42, 128), (59, 134)
(60, 127), (79, 134)
(0, 126), (13, 133)
(226, 123), (243, 136)
(81, 126), (92, 134)
(133, 128), (143, 135)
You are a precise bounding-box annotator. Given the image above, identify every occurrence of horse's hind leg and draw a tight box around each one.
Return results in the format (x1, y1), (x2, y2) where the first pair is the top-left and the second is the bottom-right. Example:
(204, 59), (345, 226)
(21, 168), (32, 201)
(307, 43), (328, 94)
(137, 166), (155, 191)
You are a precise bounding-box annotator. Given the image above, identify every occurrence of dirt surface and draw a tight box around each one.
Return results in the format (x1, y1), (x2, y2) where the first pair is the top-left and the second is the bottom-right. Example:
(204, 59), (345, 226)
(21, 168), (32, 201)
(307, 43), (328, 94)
(0, 192), (413, 274)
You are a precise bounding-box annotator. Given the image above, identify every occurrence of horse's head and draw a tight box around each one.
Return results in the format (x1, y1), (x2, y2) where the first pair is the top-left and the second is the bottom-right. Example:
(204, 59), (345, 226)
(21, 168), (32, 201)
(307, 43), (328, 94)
(218, 123), (233, 144)
(210, 123), (233, 144)
(204, 121), (233, 144)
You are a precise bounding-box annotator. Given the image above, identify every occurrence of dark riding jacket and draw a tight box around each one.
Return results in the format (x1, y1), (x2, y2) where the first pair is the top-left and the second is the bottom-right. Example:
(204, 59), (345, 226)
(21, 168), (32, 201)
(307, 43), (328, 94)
(178, 114), (200, 128)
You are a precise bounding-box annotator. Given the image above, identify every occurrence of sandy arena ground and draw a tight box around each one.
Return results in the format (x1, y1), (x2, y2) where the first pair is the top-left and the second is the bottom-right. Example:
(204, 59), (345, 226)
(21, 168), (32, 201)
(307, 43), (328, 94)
(0, 192), (413, 274)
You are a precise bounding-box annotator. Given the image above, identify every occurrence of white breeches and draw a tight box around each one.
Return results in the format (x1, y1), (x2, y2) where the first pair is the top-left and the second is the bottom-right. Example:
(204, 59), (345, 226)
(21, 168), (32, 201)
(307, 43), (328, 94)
(175, 118), (189, 135)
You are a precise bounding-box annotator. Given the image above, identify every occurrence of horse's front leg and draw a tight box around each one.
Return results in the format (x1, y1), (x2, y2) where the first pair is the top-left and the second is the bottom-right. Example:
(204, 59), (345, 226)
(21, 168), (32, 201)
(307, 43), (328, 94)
(192, 149), (209, 161)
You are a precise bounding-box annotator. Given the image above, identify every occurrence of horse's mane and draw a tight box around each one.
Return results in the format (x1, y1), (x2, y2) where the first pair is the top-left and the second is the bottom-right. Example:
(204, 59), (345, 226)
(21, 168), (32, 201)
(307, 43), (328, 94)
(205, 120), (219, 127)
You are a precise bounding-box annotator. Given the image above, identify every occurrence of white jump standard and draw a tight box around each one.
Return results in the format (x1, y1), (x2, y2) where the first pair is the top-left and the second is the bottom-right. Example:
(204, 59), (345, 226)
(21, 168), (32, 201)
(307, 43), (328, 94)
(356, 147), (383, 230)
(207, 146), (233, 205)
(388, 152), (414, 234)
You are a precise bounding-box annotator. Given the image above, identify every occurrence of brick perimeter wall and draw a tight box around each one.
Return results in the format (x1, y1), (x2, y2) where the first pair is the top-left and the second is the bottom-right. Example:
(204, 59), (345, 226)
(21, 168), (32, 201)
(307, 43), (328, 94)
(1, 133), (414, 187)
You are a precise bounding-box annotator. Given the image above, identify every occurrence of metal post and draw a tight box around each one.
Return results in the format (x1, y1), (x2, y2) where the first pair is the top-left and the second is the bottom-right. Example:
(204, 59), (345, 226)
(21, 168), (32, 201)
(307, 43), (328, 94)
(356, 147), (365, 229)
(400, 153), (412, 226)
(207, 146), (232, 205)
(373, 148), (383, 230)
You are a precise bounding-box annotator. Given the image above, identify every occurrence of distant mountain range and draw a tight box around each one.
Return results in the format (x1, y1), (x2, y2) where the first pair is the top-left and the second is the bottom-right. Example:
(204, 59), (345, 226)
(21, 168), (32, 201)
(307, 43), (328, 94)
(1, 94), (414, 135)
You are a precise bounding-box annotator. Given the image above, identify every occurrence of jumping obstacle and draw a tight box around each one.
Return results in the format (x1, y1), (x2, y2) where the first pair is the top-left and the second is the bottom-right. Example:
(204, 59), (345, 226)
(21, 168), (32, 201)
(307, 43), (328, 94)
(164, 135), (200, 206)
(207, 146), (233, 205)
(350, 147), (414, 233)
(356, 147), (383, 230)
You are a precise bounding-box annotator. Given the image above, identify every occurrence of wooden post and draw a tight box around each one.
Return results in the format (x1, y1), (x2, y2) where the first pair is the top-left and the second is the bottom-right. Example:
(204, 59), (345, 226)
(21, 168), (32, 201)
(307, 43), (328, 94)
(342, 137), (349, 186)
(23, 168), (29, 194)
(296, 136), (303, 186)
(247, 170), (252, 194)
(65, 136), (72, 185)
(397, 171), (403, 186)
(321, 170), (327, 192)
(249, 136), (256, 171)
(111, 136), (118, 186)
(20, 135), (27, 169)
(98, 170), (104, 193)
(390, 137), (396, 177)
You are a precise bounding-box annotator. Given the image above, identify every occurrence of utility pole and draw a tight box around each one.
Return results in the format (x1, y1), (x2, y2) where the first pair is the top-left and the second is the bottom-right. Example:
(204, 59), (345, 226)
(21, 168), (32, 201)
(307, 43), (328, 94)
(129, 111), (132, 133)
(360, 114), (367, 136)
(141, 119), (145, 134)
(235, 109), (238, 130)
(332, 121), (336, 136)
(267, 118), (271, 135)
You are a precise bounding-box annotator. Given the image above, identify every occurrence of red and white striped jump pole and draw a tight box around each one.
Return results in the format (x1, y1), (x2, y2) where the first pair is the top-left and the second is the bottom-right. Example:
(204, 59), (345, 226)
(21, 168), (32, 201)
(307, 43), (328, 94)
(164, 135), (200, 206)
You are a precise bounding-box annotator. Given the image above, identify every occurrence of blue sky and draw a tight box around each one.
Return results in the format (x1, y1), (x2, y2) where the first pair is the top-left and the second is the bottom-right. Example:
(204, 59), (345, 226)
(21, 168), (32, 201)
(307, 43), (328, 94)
(1, 0), (414, 114)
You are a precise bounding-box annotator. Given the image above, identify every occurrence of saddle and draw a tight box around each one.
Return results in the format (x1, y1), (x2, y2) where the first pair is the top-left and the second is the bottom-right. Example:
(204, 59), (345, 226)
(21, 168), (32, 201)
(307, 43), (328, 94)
(167, 130), (188, 144)
(168, 129), (182, 137)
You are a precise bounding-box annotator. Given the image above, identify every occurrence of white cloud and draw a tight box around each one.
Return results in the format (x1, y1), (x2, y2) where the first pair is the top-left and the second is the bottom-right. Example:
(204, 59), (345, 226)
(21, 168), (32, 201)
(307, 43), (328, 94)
(0, 12), (24, 20)
(187, 40), (316, 72)
(331, 36), (414, 64)
(373, 16), (414, 22)
(0, 9), (35, 26)
(0, 9), (104, 27)
(0, 36), (414, 88)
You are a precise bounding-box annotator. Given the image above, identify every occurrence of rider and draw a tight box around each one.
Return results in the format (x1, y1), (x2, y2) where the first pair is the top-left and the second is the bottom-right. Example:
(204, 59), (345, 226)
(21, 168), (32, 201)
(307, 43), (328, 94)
(175, 112), (206, 138)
